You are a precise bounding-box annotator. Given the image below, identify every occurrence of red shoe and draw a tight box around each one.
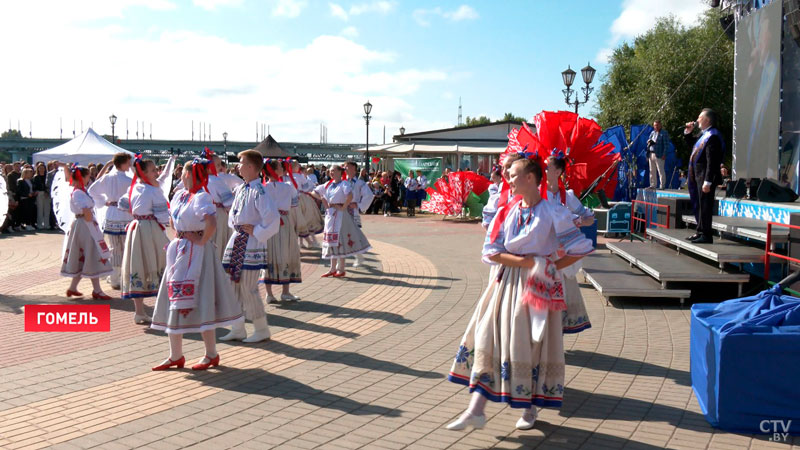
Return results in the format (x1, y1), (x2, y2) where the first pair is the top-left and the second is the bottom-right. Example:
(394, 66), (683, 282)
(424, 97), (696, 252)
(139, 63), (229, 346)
(92, 291), (112, 300)
(192, 354), (220, 371)
(66, 289), (84, 297)
(321, 271), (336, 278)
(152, 356), (185, 371)
(332, 271), (346, 278)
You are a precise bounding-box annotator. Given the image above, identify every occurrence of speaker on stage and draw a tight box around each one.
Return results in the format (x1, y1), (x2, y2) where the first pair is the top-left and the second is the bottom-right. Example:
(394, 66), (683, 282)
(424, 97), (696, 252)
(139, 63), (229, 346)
(730, 179), (747, 198)
(757, 178), (799, 203)
(659, 197), (695, 229)
(748, 178), (761, 199)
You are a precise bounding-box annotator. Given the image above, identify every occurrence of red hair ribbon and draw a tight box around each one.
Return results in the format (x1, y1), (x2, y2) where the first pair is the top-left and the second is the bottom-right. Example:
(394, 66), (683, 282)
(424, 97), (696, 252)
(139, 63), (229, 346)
(263, 158), (280, 182)
(190, 158), (212, 194)
(283, 159), (297, 189)
(70, 163), (86, 192)
(128, 153), (147, 213)
(202, 147), (218, 176)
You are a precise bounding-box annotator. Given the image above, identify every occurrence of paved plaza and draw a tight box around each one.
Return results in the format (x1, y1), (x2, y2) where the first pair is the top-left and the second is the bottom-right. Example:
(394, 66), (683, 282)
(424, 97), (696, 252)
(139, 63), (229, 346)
(0, 216), (798, 450)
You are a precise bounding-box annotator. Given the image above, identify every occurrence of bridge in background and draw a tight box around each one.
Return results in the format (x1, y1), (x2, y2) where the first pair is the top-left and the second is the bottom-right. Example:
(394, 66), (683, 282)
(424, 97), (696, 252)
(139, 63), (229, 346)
(0, 137), (363, 164)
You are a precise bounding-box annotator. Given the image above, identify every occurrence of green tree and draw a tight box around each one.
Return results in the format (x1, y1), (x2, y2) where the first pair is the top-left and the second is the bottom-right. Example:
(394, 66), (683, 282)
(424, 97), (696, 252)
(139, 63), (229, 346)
(1, 129), (23, 139)
(500, 112), (527, 123)
(594, 10), (733, 163)
(463, 116), (492, 127)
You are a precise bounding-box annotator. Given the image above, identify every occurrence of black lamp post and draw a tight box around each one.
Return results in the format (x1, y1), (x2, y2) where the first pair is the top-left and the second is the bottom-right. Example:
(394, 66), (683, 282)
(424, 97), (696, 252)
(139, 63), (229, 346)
(223, 131), (228, 154)
(561, 62), (596, 115)
(363, 101), (372, 166)
(109, 114), (117, 143)
(399, 125), (405, 136)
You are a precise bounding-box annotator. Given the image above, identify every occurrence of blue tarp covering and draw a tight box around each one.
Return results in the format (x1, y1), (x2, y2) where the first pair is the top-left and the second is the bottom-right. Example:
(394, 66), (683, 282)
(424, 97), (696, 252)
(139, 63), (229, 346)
(691, 285), (800, 434)
(611, 125), (683, 201)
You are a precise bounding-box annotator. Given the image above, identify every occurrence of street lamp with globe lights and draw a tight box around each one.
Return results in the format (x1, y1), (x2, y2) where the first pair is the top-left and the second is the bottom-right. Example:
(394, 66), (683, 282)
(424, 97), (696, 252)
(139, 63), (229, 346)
(561, 62), (596, 115)
(109, 114), (117, 143)
(363, 101), (373, 168)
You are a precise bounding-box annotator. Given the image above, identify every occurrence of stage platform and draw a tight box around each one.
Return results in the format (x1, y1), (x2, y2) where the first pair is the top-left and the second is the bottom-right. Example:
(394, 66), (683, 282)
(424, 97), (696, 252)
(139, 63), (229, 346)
(580, 252), (691, 305)
(681, 215), (788, 243)
(646, 228), (764, 269)
(638, 188), (800, 223)
(607, 241), (749, 296)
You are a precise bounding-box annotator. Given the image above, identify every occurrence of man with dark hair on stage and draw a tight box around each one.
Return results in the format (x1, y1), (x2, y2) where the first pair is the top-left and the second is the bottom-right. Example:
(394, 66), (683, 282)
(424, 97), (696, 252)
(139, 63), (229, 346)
(684, 108), (725, 244)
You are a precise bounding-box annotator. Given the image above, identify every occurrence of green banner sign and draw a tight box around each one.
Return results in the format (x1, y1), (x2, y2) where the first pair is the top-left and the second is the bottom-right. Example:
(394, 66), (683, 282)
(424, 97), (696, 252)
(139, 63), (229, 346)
(393, 158), (443, 185)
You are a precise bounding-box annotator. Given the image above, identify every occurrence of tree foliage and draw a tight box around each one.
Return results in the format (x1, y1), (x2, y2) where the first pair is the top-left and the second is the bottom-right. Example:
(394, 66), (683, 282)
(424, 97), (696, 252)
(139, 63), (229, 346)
(459, 113), (527, 128)
(1, 129), (23, 139)
(594, 10), (734, 163)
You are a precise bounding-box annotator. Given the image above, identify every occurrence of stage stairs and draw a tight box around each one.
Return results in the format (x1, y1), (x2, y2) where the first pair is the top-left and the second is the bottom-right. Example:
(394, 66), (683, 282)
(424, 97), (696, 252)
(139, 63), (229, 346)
(681, 215), (788, 243)
(582, 223), (763, 305)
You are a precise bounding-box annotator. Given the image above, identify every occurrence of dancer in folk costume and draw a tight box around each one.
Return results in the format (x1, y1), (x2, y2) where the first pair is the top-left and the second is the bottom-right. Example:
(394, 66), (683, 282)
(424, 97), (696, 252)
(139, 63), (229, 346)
(87, 152), (133, 289)
(482, 153), (523, 230)
(310, 165), (371, 277)
(119, 155), (170, 324)
(220, 150), (280, 343)
(202, 149), (236, 261)
(404, 170), (420, 217)
(446, 158), (593, 431)
(293, 160), (324, 248)
(55, 163), (113, 299)
(151, 159), (244, 371)
(544, 153), (595, 334)
(260, 159), (303, 303)
(344, 162), (374, 268)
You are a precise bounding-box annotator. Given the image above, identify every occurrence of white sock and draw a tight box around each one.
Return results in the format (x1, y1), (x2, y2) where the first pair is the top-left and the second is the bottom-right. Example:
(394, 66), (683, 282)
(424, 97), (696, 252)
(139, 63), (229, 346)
(465, 392), (487, 417)
(201, 330), (217, 360)
(336, 258), (346, 272)
(168, 334), (183, 361)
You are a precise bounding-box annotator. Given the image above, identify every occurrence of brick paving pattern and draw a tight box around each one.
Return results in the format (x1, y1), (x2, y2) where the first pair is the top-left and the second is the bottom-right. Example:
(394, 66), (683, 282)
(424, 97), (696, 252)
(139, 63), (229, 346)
(0, 216), (797, 449)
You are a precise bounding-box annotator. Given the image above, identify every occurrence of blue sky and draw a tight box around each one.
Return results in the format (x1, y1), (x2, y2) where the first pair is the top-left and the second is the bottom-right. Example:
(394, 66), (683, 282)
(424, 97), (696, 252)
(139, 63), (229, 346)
(0, 0), (709, 143)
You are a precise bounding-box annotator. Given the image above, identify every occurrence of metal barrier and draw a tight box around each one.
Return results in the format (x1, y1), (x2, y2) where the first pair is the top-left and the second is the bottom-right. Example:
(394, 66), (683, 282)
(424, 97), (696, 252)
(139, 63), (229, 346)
(630, 200), (671, 238)
(764, 222), (800, 280)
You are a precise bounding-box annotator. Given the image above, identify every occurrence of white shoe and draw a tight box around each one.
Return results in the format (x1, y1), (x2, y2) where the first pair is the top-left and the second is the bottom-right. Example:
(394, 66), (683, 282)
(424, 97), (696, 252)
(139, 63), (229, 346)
(445, 412), (486, 431)
(133, 314), (151, 325)
(280, 293), (300, 302)
(219, 323), (247, 341)
(266, 295), (278, 304)
(352, 259), (361, 268)
(242, 317), (271, 343)
(515, 409), (537, 430)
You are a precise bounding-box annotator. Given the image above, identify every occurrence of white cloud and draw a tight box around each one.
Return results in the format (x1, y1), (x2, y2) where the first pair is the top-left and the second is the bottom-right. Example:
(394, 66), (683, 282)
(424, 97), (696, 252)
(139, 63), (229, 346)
(341, 26), (359, 38)
(444, 5), (478, 21)
(0, 3), (447, 143)
(330, 3), (349, 20)
(329, 1), (396, 20)
(413, 4), (477, 27)
(272, 0), (307, 18)
(193, 0), (242, 11)
(596, 0), (708, 63)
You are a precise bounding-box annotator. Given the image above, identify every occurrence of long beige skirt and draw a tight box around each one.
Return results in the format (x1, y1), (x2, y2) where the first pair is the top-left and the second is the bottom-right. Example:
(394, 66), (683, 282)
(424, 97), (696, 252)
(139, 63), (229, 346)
(296, 193), (324, 237)
(321, 210), (371, 259)
(448, 265), (566, 409)
(562, 276), (591, 333)
(60, 219), (113, 279)
(212, 207), (232, 262)
(150, 242), (244, 334)
(121, 219), (169, 299)
(260, 213), (302, 284)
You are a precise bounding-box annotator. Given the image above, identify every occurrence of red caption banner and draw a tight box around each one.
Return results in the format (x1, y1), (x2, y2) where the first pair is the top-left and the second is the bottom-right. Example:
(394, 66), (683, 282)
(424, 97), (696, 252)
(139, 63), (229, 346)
(25, 304), (111, 332)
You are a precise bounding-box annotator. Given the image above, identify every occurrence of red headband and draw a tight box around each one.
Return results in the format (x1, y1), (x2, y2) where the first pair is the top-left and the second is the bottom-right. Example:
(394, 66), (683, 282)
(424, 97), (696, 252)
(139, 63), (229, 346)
(283, 160), (297, 188)
(202, 148), (218, 176)
(190, 159), (211, 194)
(71, 164), (86, 191)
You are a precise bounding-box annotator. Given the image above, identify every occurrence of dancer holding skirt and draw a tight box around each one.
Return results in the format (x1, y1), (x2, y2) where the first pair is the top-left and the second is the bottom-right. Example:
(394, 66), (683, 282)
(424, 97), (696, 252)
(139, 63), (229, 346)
(311, 165), (371, 278)
(446, 157), (593, 431)
(151, 159), (244, 371)
(545, 153), (595, 334)
(261, 159), (303, 302)
(344, 162), (374, 268)
(56, 163), (113, 299)
(119, 155), (170, 324)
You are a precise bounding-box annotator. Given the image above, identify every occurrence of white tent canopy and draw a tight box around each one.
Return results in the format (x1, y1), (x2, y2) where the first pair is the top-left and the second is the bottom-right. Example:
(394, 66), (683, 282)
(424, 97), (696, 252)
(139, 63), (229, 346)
(32, 128), (133, 166)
